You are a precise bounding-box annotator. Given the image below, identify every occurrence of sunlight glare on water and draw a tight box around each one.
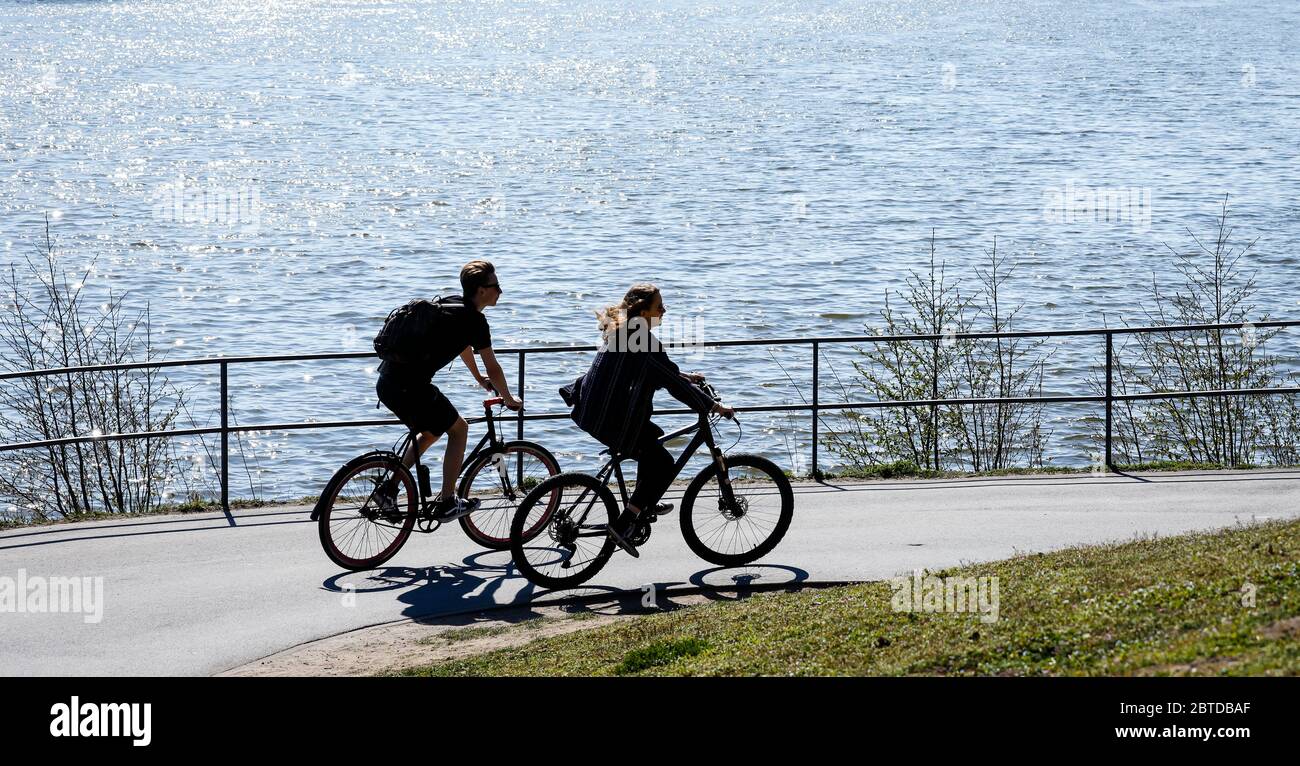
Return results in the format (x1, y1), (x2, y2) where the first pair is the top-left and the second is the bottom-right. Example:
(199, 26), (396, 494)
(1, 0), (1297, 498)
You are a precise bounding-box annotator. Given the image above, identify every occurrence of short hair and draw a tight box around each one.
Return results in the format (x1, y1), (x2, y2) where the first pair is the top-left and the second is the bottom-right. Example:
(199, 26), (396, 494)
(460, 260), (496, 298)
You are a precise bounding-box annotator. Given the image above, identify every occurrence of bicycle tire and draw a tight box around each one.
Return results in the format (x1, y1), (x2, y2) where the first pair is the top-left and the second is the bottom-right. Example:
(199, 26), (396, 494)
(679, 453), (794, 566)
(457, 439), (561, 550)
(509, 472), (618, 589)
(318, 452), (417, 571)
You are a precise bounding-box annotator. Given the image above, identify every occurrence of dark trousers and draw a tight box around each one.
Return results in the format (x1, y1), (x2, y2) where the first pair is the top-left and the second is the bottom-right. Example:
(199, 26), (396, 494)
(628, 423), (675, 511)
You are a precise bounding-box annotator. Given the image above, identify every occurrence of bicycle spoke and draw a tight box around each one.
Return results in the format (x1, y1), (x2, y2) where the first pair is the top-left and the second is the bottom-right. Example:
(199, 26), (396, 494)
(462, 446), (559, 546)
(513, 475), (615, 588)
(320, 460), (414, 569)
(685, 462), (790, 563)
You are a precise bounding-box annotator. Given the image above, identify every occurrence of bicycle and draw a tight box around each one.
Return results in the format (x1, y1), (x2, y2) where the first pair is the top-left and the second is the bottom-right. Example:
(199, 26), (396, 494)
(315, 394), (561, 571)
(508, 378), (794, 589)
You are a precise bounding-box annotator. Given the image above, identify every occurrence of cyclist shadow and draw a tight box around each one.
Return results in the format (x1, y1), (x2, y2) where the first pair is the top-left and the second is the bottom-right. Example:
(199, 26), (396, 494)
(673, 563), (811, 608)
(687, 563), (810, 596)
(534, 563), (814, 619)
(321, 550), (620, 625)
(398, 549), (539, 622)
(321, 559), (812, 623)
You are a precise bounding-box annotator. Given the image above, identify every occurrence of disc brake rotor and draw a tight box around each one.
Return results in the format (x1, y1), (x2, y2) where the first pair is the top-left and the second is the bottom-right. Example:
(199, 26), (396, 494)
(719, 494), (749, 520)
(549, 514), (579, 547)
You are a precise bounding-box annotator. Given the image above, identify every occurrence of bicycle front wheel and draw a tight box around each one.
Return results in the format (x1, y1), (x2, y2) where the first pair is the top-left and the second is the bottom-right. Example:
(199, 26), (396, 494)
(510, 472), (618, 590)
(318, 453), (417, 571)
(458, 440), (560, 550)
(679, 453), (794, 566)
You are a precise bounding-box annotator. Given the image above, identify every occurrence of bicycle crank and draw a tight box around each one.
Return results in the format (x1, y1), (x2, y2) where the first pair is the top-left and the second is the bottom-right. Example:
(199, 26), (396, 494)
(627, 513), (656, 547)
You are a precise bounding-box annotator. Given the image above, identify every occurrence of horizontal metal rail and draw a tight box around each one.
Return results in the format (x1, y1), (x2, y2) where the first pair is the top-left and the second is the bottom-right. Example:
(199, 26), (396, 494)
(3, 319), (1295, 381)
(2, 320), (1298, 511)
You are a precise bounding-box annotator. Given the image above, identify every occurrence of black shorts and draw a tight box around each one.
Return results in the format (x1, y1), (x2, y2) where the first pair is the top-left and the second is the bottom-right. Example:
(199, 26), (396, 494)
(376, 375), (459, 437)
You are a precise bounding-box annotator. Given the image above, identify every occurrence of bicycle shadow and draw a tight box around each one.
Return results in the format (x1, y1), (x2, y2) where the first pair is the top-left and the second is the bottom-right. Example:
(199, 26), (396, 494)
(320, 549), (627, 625)
(516, 563), (814, 618)
(320, 552), (813, 624)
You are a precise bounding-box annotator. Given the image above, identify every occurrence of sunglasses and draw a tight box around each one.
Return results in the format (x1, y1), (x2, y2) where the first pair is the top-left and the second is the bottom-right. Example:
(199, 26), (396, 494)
(483, 282), (502, 291)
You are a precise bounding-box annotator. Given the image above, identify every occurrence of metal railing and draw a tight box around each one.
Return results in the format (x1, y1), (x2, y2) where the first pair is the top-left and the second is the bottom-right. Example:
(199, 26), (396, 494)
(3, 320), (1299, 513)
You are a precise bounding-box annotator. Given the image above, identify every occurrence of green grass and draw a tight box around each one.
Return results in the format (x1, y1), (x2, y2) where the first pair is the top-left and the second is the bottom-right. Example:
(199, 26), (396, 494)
(1112, 460), (1261, 472)
(421, 625), (512, 645)
(824, 460), (945, 480)
(398, 519), (1300, 676)
(614, 638), (709, 675)
(5, 461), (1288, 530)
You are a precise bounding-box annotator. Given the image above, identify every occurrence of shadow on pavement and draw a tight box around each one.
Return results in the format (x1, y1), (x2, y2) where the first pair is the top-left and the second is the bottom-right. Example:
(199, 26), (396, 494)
(0, 509), (311, 551)
(319, 554), (816, 626)
(321, 549), (547, 622)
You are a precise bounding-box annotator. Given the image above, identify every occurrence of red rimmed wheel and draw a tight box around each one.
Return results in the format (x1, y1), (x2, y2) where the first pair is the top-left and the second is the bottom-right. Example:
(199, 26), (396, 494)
(457, 440), (561, 550)
(317, 453), (417, 571)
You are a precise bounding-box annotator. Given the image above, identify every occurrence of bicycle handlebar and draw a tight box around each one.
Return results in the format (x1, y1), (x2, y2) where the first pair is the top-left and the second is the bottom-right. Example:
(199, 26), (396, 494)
(689, 375), (737, 421)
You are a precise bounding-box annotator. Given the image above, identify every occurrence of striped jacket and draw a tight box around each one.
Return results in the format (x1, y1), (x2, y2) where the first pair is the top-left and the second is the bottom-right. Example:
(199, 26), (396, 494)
(564, 345), (716, 456)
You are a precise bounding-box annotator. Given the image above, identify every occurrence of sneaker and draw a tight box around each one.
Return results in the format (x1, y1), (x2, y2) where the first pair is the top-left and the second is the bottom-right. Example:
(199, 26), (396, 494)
(652, 502), (674, 514)
(606, 509), (642, 558)
(433, 495), (480, 521)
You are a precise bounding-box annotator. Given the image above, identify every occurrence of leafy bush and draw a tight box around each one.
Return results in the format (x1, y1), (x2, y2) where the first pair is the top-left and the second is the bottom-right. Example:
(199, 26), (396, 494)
(0, 223), (187, 521)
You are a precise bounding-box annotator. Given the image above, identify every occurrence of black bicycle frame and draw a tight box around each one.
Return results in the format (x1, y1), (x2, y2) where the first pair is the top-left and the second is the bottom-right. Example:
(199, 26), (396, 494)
(400, 398), (509, 505)
(566, 411), (738, 535)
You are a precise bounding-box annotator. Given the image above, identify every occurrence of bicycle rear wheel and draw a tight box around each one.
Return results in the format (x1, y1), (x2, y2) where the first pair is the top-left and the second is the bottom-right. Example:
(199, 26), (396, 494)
(510, 472), (618, 589)
(679, 453), (793, 566)
(457, 440), (561, 550)
(318, 453), (417, 571)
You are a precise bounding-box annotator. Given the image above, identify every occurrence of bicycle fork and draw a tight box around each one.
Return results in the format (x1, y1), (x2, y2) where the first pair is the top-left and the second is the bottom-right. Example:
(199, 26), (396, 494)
(710, 446), (740, 508)
(491, 452), (516, 497)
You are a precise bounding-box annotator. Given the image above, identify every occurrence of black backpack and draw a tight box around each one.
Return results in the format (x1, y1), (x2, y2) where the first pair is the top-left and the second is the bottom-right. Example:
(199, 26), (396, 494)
(373, 296), (457, 364)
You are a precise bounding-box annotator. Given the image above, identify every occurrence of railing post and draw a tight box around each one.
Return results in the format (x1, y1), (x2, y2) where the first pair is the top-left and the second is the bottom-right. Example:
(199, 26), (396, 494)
(932, 335), (940, 471)
(517, 350), (526, 486)
(811, 341), (819, 479)
(220, 361), (229, 513)
(1105, 332), (1113, 470)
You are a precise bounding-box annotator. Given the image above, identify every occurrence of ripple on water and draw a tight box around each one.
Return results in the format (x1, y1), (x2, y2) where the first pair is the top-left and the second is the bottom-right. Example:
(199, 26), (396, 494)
(2, 0), (1298, 498)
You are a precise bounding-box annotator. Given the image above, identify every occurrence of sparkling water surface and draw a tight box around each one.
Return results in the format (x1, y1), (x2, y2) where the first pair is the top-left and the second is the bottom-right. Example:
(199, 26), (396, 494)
(2, 0), (1298, 501)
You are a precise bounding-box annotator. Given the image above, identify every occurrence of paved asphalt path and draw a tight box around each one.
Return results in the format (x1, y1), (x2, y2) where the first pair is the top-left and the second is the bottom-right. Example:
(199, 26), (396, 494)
(2, 469), (1297, 676)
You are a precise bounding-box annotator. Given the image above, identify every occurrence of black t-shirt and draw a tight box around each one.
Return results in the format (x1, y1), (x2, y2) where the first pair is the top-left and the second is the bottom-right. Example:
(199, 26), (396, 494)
(378, 296), (491, 382)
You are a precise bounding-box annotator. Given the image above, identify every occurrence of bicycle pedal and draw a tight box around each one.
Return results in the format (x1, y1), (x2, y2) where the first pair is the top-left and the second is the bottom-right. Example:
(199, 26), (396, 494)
(606, 524), (642, 558)
(627, 520), (653, 547)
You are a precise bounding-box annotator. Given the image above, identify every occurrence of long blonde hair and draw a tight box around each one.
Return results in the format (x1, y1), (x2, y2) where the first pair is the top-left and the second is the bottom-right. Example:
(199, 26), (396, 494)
(597, 283), (660, 340)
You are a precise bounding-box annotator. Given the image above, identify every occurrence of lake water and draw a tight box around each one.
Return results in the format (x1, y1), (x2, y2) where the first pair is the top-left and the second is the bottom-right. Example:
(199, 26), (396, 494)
(2, 0), (1298, 503)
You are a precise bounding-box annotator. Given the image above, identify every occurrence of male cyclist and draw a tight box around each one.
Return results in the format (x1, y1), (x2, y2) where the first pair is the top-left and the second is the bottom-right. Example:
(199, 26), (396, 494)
(376, 260), (523, 519)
